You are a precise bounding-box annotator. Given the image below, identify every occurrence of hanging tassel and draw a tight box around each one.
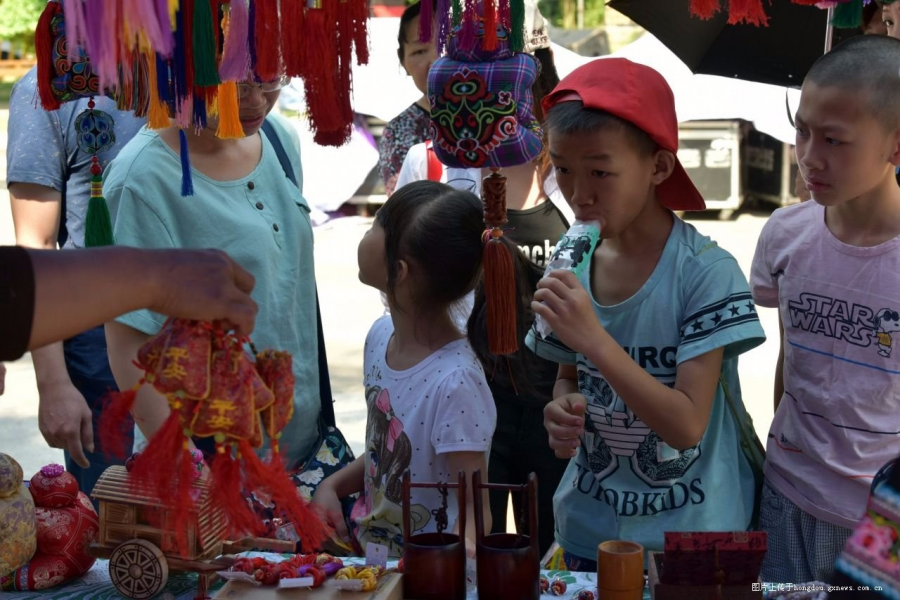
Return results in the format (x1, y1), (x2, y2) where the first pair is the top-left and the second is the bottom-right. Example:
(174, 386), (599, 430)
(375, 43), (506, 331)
(192, 85), (209, 130)
(168, 0), (179, 28)
(419, 0), (434, 43)
(727, 0), (770, 26)
(171, 442), (199, 556)
(84, 157), (116, 247)
(63, 0), (87, 63)
(832, 0), (863, 28)
(155, 0), (174, 57)
(498, 0), (511, 31)
(238, 440), (332, 553)
(97, 387), (139, 460)
(182, 0), (197, 93)
(509, 0), (525, 52)
(131, 412), (187, 510)
(220, 0), (250, 80)
(451, 0), (463, 28)
(254, 0), (282, 82)
(147, 51), (171, 129)
(690, 0), (722, 20)
(35, 1), (62, 110)
(248, 0), (258, 76)
(352, 0), (369, 66)
(789, 0), (821, 4)
(193, 0), (221, 86)
(216, 81), (245, 138)
(179, 128), (195, 196)
(482, 170), (517, 355)
(458, 0), (476, 52)
(482, 0), (498, 51)
(210, 441), (266, 539)
(436, 0), (451, 52)
(281, 0), (305, 76)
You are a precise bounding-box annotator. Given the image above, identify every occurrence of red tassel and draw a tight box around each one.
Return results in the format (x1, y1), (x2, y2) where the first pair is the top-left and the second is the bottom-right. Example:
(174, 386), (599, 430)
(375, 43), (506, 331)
(484, 238), (518, 355)
(689, 0), (722, 20)
(483, 0), (498, 51)
(238, 440), (331, 553)
(210, 443), (265, 539)
(97, 388), (138, 461)
(182, 0), (197, 94)
(419, 0), (434, 43)
(131, 412), (185, 504)
(789, 0), (819, 4)
(727, 0), (770, 26)
(170, 444), (198, 556)
(254, 0), (281, 82)
(281, 0), (305, 77)
(36, 0), (62, 110)
(353, 0), (369, 65)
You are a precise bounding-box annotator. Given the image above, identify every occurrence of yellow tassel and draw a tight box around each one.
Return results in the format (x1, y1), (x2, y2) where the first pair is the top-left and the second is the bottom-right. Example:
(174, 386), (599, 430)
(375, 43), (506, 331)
(169, 0), (179, 29)
(146, 51), (170, 130)
(216, 81), (245, 139)
(207, 94), (219, 119)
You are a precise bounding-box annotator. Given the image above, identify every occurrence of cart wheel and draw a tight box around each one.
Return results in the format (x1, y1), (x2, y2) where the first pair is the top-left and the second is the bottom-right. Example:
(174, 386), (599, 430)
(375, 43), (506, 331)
(109, 539), (169, 599)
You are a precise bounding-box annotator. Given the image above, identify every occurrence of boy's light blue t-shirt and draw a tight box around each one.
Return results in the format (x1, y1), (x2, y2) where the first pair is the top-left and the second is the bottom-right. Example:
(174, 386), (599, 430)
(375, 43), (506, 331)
(104, 114), (320, 466)
(526, 217), (766, 559)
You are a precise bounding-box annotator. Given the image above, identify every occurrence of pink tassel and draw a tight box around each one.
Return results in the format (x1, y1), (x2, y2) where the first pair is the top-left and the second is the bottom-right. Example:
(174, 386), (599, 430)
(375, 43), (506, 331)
(82, 1), (105, 80)
(419, 0), (434, 43)
(154, 0), (174, 57)
(436, 0), (451, 53)
(175, 98), (193, 129)
(219, 0), (250, 81)
(123, 0), (167, 59)
(63, 0), (87, 65)
(96, 0), (120, 92)
(458, 0), (476, 51)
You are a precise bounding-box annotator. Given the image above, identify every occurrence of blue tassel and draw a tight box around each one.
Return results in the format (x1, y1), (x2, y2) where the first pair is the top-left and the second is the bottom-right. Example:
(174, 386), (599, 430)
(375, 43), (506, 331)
(179, 128), (194, 197)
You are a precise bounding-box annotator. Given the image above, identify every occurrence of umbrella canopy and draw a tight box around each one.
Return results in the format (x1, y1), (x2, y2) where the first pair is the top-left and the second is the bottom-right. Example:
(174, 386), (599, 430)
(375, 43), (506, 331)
(607, 0), (860, 88)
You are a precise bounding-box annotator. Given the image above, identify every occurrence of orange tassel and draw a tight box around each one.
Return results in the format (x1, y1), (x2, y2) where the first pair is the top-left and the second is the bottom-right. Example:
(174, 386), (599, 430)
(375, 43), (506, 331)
(147, 51), (171, 129)
(97, 387), (138, 461)
(483, 0), (498, 51)
(483, 237), (518, 355)
(690, 0), (721, 20)
(727, 0), (770, 26)
(238, 439), (331, 553)
(216, 80), (245, 139)
(36, 1), (62, 110)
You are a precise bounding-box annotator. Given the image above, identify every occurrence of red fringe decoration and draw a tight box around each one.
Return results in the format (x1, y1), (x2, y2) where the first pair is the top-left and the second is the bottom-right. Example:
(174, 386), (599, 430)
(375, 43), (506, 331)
(419, 0), (434, 43)
(97, 388), (138, 461)
(352, 0), (369, 66)
(171, 445), (197, 556)
(483, 0), (498, 51)
(727, 0), (770, 26)
(36, 0), (62, 110)
(182, 0), (197, 95)
(254, 0), (281, 82)
(281, 0), (305, 77)
(689, 0), (722, 20)
(131, 412), (186, 505)
(210, 443), (265, 539)
(484, 238), (518, 355)
(238, 440), (331, 552)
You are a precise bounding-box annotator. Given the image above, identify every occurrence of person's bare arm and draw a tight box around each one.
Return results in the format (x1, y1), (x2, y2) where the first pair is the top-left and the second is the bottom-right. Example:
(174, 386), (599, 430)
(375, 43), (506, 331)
(26, 246), (258, 347)
(11, 182), (94, 466)
(774, 315), (785, 412)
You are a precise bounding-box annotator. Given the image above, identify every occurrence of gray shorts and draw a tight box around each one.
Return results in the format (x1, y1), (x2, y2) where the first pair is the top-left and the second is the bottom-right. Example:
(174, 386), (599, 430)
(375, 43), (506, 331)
(759, 478), (853, 584)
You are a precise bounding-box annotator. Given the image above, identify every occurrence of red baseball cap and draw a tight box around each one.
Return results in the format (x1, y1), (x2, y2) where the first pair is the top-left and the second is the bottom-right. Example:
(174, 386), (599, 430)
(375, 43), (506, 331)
(542, 58), (706, 212)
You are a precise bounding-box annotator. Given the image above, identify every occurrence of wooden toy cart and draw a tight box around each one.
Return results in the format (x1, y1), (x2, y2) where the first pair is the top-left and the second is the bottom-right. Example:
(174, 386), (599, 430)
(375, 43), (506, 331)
(90, 466), (294, 600)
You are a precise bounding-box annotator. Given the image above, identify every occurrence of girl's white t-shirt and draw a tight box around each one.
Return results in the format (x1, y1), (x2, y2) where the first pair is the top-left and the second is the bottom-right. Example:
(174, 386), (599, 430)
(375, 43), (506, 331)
(351, 316), (497, 557)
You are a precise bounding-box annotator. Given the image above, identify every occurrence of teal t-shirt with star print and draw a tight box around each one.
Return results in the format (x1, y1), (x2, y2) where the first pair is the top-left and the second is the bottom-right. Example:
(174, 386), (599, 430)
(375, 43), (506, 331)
(526, 216), (765, 560)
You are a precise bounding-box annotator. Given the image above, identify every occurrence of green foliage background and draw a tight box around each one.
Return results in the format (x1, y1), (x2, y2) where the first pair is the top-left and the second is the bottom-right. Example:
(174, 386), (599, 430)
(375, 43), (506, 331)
(0, 0), (44, 50)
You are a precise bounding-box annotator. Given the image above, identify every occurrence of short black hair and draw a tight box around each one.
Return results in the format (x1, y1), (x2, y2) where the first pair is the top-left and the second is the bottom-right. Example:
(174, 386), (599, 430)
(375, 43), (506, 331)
(544, 101), (658, 156)
(806, 34), (900, 131)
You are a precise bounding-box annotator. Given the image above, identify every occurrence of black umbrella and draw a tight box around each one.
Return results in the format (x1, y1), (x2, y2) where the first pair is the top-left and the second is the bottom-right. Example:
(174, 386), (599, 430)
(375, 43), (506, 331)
(606, 0), (861, 88)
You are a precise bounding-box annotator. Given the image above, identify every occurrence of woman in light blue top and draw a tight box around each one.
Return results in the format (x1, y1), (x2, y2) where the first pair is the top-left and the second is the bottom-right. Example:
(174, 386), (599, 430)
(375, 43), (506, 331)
(104, 78), (322, 470)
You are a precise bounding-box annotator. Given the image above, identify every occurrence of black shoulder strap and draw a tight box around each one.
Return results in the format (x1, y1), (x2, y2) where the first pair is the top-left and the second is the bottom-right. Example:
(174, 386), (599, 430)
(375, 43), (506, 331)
(260, 119), (336, 428)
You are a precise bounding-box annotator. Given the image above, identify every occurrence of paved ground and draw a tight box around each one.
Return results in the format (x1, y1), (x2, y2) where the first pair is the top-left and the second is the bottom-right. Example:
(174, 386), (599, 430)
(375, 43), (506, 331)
(0, 112), (781, 489)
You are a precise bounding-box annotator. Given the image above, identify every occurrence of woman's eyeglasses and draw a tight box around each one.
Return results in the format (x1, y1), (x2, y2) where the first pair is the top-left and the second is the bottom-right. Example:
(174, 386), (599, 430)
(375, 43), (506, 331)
(237, 75), (291, 99)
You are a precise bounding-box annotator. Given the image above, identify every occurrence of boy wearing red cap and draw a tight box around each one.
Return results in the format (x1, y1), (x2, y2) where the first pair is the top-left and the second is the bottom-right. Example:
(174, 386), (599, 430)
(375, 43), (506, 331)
(527, 58), (766, 567)
(750, 35), (900, 584)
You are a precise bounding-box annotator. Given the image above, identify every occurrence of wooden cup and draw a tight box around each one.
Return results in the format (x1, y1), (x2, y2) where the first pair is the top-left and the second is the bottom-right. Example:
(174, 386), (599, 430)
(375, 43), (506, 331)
(598, 540), (644, 599)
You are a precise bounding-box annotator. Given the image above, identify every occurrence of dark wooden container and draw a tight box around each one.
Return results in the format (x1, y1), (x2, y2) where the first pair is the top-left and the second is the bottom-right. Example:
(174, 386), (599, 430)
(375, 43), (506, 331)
(473, 471), (540, 600)
(402, 470), (467, 600)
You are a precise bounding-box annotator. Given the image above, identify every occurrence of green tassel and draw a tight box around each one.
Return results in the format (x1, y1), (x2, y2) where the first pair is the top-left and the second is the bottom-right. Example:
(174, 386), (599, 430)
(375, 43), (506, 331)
(84, 175), (115, 248)
(193, 0), (221, 87)
(832, 0), (863, 29)
(510, 0), (525, 52)
(452, 0), (463, 27)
